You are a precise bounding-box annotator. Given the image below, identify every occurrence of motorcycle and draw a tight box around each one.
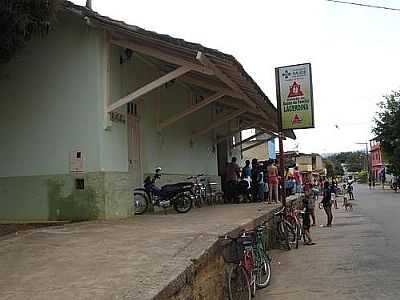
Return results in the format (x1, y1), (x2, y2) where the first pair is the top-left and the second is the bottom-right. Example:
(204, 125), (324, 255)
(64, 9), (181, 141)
(391, 176), (400, 192)
(133, 168), (194, 215)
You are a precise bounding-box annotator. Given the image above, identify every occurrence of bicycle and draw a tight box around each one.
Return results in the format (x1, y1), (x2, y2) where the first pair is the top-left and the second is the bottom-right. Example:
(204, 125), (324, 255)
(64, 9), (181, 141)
(220, 233), (256, 300)
(187, 174), (207, 208)
(274, 207), (297, 250)
(285, 202), (303, 249)
(248, 224), (272, 289)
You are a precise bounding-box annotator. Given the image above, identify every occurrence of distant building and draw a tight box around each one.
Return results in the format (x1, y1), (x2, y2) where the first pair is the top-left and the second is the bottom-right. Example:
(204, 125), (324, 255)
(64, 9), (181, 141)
(370, 139), (384, 180)
(240, 132), (275, 163)
(277, 151), (324, 173)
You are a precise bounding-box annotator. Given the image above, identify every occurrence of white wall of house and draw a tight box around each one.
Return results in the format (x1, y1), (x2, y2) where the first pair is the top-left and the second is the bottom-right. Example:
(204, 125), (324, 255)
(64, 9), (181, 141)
(0, 12), (103, 177)
(0, 10), (219, 220)
(106, 45), (218, 177)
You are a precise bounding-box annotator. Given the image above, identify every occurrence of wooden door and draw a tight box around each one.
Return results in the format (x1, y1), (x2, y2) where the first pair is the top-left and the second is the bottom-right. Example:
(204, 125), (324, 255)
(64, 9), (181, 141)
(127, 102), (142, 187)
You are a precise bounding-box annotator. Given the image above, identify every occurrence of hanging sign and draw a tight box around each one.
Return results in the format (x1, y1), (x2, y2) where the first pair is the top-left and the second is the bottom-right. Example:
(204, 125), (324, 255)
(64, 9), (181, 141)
(276, 63), (314, 130)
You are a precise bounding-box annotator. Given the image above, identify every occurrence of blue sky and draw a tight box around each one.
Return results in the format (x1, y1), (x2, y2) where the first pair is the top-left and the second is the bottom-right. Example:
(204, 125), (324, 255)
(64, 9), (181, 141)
(72, 0), (400, 154)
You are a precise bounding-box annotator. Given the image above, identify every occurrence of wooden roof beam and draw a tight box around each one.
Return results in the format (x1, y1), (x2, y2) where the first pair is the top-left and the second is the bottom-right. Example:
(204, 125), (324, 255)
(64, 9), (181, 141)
(107, 65), (191, 112)
(242, 140), (266, 152)
(159, 91), (225, 129)
(192, 109), (246, 138)
(196, 52), (257, 109)
(111, 38), (214, 76)
(233, 130), (271, 148)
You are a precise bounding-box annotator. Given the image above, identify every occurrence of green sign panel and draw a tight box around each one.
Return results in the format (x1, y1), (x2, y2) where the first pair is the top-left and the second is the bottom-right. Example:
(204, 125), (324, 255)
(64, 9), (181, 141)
(276, 63), (314, 130)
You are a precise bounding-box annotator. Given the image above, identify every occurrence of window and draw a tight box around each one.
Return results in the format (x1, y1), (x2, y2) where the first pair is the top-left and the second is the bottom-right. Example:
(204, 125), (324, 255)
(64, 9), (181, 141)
(75, 178), (85, 190)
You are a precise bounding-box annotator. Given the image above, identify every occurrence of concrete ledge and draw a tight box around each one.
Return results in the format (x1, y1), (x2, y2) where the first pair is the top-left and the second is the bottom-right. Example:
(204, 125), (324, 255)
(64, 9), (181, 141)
(0, 197), (301, 300)
(153, 195), (300, 300)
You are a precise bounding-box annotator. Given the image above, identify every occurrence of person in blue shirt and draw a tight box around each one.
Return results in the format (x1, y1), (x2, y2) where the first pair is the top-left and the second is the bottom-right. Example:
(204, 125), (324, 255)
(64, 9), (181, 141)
(242, 160), (252, 179)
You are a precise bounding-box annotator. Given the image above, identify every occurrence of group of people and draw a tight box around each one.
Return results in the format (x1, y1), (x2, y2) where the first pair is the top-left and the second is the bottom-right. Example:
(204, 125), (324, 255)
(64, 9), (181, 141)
(303, 176), (355, 231)
(224, 157), (281, 204)
(301, 177), (355, 245)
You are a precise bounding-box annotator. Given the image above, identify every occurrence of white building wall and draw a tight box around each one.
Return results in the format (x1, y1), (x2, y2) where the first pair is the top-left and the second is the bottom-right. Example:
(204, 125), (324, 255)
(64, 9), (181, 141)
(0, 13), (103, 177)
(105, 45), (218, 176)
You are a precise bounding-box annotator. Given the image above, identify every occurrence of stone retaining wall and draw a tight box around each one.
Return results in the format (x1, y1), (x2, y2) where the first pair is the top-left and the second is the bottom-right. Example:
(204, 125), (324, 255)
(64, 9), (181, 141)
(153, 196), (302, 300)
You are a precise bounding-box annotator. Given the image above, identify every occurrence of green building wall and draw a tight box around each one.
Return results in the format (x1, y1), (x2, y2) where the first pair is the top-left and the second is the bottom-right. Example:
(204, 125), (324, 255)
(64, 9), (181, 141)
(0, 11), (219, 221)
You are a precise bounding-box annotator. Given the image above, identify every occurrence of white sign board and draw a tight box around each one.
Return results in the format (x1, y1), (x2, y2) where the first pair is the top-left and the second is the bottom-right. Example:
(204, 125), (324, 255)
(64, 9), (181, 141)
(276, 63), (314, 130)
(70, 150), (84, 173)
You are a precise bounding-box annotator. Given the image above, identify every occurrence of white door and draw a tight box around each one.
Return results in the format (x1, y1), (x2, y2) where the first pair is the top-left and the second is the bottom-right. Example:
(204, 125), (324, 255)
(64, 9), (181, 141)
(127, 102), (142, 188)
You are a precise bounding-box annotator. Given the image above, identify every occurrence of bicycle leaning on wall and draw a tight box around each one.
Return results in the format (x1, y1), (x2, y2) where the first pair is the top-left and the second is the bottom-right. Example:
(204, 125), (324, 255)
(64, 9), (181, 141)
(220, 226), (272, 300)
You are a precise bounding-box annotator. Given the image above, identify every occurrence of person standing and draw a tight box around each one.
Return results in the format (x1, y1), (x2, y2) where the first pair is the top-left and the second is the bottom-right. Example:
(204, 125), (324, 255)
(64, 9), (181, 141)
(321, 180), (333, 227)
(225, 157), (240, 203)
(251, 159), (261, 202)
(303, 186), (316, 245)
(241, 160), (252, 202)
(331, 179), (338, 209)
(381, 168), (386, 189)
(241, 160), (252, 180)
(267, 160), (279, 203)
(293, 166), (303, 194)
(310, 180), (319, 226)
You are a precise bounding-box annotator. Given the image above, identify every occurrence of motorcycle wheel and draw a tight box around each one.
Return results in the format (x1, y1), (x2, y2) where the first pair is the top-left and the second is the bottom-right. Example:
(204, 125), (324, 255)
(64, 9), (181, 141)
(134, 192), (148, 215)
(174, 193), (193, 213)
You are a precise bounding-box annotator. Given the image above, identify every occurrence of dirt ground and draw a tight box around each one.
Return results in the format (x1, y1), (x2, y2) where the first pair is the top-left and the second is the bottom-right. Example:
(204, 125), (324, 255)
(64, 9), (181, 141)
(0, 223), (59, 238)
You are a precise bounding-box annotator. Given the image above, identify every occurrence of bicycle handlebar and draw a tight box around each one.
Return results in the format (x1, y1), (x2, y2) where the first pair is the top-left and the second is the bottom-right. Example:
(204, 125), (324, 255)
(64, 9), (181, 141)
(273, 207), (286, 216)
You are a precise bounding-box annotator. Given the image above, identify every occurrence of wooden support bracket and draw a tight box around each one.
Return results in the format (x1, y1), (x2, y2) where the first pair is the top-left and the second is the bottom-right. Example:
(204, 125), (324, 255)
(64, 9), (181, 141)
(159, 92), (225, 129)
(107, 66), (191, 113)
(192, 109), (246, 138)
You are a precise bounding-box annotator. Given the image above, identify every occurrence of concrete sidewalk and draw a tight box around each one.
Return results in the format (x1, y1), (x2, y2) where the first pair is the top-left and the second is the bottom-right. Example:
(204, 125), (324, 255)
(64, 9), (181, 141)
(0, 203), (279, 300)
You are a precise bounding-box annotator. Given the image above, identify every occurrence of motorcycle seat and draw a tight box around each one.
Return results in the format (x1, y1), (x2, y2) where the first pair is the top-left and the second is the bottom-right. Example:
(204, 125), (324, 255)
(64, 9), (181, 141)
(161, 182), (193, 193)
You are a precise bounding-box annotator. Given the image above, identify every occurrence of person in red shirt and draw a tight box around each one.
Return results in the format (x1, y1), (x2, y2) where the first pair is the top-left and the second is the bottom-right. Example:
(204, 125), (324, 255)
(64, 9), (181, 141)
(267, 160), (279, 203)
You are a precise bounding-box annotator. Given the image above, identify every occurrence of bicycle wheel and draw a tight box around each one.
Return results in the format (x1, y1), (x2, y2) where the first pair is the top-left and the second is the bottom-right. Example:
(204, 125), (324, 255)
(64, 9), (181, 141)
(173, 193), (193, 213)
(286, 221), (298, 249)
(133, 192), (148, 215)
(228, 264), (251, 300)
(286, 216), (300, 249)
(279, 221), (291, 250)
(193, 187), (202, 208)
(255, 257), (271, 289)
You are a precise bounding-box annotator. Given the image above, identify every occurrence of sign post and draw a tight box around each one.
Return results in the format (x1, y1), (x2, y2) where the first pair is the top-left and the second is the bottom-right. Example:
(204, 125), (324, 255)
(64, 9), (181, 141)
(275, 63), (314, 206)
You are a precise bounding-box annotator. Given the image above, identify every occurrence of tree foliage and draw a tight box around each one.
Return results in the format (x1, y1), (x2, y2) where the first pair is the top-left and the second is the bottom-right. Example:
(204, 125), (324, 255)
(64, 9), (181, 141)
(323, 159), (335, 178)
(357, 170), (368, 184)
(334, 163), (344, 176)
(373, 90), (400, 175)
(0, 0), (61, 63)
(325, 151), (366, 176)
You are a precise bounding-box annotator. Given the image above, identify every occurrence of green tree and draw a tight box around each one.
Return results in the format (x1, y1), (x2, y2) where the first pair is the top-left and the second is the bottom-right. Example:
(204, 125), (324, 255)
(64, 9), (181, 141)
(357, 170), (368, 183)
(0, 0), (61, 63)
(373, 90), (400, 175)
(334, 163), (344, 176)
(323, 159), (335, 178)
(325, 151), (365, 174)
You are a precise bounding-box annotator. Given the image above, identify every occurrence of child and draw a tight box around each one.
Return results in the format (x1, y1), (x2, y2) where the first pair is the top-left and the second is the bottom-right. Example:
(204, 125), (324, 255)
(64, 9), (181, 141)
(302, 186), (316, 245)
(321, 181), (333, 227)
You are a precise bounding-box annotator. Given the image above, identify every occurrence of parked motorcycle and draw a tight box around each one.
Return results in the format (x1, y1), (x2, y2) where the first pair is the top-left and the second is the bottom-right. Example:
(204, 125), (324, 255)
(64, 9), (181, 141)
(391, 176), (400, 192)
(133, 168), (194, 215)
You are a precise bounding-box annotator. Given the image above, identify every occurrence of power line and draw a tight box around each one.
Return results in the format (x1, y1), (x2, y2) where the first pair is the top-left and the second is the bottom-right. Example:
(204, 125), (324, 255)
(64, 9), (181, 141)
(326, 0), (400, 12)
